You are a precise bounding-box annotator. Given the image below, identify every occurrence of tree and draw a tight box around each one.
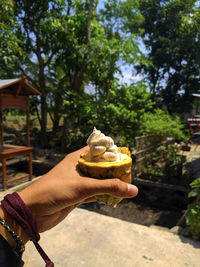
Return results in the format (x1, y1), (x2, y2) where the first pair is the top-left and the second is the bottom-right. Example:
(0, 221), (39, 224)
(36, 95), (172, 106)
(137, 0), (200, 114)
(81, 81), (154, 147)
(48, 0), (146, 150)
(47, 0), (97, 136)
(14, 0), (69, 145)
(0, 0), (149, 151)
(0, 0), (24, 78)
(0, 0), (98, 146)
(97, 0), (146, 99)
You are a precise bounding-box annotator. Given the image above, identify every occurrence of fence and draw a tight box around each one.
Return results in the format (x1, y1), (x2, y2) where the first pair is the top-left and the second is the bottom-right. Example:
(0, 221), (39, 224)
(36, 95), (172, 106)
(133, 134), (168, 177)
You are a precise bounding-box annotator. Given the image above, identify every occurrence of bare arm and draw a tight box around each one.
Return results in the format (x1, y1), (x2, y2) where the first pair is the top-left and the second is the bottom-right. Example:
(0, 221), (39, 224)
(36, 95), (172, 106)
(0, 146), (138, 248)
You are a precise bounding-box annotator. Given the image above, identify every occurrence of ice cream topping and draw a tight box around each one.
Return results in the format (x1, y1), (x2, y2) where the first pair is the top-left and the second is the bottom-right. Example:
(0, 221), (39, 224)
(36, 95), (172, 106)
(87, 127), (123, 162)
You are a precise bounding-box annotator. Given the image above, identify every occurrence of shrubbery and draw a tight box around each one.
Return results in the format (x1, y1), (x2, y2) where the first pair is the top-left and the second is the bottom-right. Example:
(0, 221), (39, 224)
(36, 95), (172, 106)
(75, 82), (186, 149)
(140, 109), (186, 142)
(142, 144), (186, 185)
(5, 81), (186, 156)
(186, 177), (200, 239)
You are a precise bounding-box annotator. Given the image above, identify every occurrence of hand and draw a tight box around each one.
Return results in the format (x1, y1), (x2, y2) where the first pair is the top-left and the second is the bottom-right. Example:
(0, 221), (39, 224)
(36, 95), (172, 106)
(14, 147), (138, 240)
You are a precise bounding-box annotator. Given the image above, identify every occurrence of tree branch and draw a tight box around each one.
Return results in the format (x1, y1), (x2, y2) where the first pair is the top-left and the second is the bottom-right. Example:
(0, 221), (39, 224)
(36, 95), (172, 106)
(18, 65), (40, 89)
(86, 0), (94, 43)
(23, 15), (44, 66)
(44, 48), (58, 67)
(35, 102), (42, 126)
(67, 0), (72, 15)
(23, 20), (39, 58)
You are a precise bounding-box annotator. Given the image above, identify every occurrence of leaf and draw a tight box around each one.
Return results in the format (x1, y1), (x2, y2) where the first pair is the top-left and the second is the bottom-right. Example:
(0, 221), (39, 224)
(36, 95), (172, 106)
(190, 177), (200, 189)
(188, 188), (200, 198)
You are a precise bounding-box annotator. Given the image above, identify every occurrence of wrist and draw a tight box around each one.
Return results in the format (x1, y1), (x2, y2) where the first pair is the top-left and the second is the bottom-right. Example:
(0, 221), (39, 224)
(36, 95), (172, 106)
(0, 206), (30, 248)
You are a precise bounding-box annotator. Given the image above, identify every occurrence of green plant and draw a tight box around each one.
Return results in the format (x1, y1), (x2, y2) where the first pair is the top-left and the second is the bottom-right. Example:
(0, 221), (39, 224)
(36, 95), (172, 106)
(142, 144), (186, 183)
(186, 177), (200, 238)
(142, 145), (166, 181)
(165, 145), (185, 178)
(140, 109), (186, 141)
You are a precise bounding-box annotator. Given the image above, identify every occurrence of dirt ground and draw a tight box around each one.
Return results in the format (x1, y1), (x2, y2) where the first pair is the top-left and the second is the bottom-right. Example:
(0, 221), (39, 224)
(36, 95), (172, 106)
(0, 167), (37, 191)
(80, 199), (183, 229)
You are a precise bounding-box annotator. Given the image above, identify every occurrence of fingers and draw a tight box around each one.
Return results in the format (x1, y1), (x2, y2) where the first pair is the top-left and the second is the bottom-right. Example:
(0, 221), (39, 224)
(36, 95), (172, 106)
(72, 147), (138, 199)
(80, 178), (138, 199)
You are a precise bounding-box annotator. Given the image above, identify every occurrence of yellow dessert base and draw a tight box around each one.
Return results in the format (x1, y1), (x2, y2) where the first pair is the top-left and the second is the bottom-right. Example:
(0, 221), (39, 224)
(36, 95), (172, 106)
(78, 147), (132, 206)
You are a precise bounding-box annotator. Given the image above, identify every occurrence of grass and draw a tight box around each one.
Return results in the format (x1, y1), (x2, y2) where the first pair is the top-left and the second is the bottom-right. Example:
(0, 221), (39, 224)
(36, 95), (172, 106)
(4, 113), (53, 131)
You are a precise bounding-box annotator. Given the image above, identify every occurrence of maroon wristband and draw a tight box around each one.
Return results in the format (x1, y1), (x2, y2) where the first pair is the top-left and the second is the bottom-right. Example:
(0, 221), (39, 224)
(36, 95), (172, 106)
(1, 192), (54, 267)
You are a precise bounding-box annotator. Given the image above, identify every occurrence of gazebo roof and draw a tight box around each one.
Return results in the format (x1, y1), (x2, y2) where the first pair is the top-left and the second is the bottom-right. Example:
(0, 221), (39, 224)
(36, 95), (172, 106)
(0, 77), (41, 96)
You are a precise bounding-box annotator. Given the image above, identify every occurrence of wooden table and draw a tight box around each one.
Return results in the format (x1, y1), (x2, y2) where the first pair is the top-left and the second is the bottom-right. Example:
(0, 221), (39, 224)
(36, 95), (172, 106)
(0, 144), (32, 191)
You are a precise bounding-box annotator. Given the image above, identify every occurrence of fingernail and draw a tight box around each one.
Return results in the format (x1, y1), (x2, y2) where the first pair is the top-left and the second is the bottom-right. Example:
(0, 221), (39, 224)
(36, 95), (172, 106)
(127, 184), (138, 197)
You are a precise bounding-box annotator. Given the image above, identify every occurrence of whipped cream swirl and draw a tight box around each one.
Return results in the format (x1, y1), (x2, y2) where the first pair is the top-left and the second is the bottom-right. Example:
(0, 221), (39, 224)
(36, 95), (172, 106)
(87, 127), (120, 162)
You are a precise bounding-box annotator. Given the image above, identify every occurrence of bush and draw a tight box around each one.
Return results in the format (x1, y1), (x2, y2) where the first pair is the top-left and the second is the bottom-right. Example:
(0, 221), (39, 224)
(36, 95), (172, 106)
(82, 82), (154, 147)
(186, 177), (200, 239)
(140, 109), (186, 142)
(48, 82), (186, 152)
(142, 144), (186, 184)
(86, 85), (186, 148)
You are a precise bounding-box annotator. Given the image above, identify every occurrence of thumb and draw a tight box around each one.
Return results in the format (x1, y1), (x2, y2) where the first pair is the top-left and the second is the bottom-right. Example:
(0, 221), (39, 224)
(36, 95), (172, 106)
(82, 178), (138, 199)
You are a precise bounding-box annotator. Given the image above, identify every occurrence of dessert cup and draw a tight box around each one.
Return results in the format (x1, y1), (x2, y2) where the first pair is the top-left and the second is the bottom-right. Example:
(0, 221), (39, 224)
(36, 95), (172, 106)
(78, 147), (132, 205)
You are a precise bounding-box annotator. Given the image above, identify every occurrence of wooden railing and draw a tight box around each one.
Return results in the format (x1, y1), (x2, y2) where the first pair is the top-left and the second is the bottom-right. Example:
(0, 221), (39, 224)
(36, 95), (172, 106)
(133, 134), (166, 177)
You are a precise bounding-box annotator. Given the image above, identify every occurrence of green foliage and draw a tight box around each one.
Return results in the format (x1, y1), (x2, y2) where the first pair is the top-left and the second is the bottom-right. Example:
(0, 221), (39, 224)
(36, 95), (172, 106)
(190, 177), (200, 189)
(140, 109), (186, 141)
(186, 177), (200, 238)
(54, 81), (155, 149)
(0, 0), (24, 77)
(3, 109), (25, 116)
(2, 0), (145, 145)
(165, 144), (186, 178)
(82, 82), (154, 147)
(137, 0), (200, 114)
(56, 81), (186, 151)
(142, 144), (186, 183)
(0, 0), (189, 152)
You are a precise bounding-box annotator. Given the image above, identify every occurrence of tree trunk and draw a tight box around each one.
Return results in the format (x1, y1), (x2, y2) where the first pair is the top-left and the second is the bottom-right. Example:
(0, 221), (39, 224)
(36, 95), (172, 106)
(60, 116), (69, 153)
(71, 0), (94, 92)
(40, 94), (47, 146)
(52, 93), (63, 134)
(52, 113), (61, 134)
(39, 65), (48, 147)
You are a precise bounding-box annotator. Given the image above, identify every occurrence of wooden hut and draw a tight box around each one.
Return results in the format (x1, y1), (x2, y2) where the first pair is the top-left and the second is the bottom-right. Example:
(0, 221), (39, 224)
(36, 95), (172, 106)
(0, 76), (41, 190)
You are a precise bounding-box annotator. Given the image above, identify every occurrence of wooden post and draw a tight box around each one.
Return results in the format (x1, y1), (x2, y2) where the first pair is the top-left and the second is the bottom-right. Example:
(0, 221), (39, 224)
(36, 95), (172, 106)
(26, 100), (30, 147)
(28, 151), (32, 181)
(2, 158), (7, 191)
(0, 108), (3, 151)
